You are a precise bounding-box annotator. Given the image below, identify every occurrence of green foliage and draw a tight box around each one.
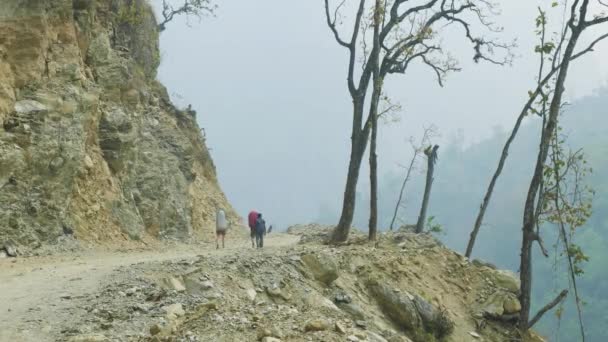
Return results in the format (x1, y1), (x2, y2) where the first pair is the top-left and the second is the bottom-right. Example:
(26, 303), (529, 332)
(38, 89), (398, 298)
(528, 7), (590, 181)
(425, 216), (444, 235)
(117, 1), (144, 26)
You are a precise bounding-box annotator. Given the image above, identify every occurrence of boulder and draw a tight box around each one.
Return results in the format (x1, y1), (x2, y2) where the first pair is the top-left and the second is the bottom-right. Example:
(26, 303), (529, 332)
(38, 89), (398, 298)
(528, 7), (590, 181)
(165, 303), (185, 320)
(301, 253), (339, 285)
(503, 296), (522, 314)
(478, 292), (505, 318)
(304, 319), (330, 332)
(3, 240), (18, 257)
(477, 291), (522, 318)
(246, 288), (257, 301)
(14, 100), (47, 114)
(488, 270), (520, 293)
(368, 283), (421, 330)
(167, 277), (186, 292)
(369, 282), (453, 338)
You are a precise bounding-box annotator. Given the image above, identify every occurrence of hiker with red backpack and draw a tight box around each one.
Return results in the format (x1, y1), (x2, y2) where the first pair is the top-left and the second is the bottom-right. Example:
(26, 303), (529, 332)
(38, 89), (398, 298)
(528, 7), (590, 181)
(248, 210), (259, 248)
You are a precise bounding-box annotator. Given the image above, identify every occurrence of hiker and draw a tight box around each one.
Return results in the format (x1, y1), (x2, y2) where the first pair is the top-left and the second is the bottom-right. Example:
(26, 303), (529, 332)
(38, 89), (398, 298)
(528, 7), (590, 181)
(268, 225), (273, 235)
(248, 210), (259, 248)
(255, 213), (266, 248)
(216, 208), (228, 249)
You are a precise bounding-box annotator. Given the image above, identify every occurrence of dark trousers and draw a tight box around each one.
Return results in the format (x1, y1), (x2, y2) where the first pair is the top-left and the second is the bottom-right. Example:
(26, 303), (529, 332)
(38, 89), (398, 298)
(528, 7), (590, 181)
(255, 231), (264, 248)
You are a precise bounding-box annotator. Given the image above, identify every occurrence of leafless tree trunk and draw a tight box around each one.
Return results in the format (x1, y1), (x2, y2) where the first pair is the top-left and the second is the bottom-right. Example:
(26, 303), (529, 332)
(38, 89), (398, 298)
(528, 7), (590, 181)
(368, 0), (383, 242)
(415, 145), (439, 233)
(389, 126), (436, 231)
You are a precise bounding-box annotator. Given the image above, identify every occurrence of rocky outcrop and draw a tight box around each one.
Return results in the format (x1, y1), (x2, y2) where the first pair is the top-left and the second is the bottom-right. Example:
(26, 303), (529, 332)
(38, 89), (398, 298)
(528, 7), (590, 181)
(0, 0), (234, 247)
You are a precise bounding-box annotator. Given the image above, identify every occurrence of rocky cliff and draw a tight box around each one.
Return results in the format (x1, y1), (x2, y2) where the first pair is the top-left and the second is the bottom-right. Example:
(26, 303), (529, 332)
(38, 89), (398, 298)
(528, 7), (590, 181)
(0, 0), (235, 248)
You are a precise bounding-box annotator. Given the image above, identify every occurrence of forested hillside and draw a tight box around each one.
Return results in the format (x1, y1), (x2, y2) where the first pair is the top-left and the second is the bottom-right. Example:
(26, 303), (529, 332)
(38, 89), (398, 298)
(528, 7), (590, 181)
(317, 88), (608, 341)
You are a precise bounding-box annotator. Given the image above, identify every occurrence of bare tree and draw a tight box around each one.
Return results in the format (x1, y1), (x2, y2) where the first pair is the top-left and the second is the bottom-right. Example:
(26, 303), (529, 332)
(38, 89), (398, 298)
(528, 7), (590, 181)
(415, 145), (439, 233)
(157, 0), (217, 32)
(324, 0), (510, 243)
(368, 0), (383, 241)
(389, 126), (437, 231)
(516, 0), (608, 333)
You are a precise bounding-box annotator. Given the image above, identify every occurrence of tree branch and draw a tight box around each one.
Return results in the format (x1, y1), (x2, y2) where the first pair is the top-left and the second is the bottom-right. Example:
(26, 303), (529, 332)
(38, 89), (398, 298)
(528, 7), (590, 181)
(158, 0), (216, 32)
(528, 290), (568, 328)
(324, 0), (351, 48)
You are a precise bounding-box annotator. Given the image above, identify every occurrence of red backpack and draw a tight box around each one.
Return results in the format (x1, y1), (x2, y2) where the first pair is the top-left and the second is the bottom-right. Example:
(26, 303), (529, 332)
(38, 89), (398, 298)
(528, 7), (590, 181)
(248, 211), (258, 230)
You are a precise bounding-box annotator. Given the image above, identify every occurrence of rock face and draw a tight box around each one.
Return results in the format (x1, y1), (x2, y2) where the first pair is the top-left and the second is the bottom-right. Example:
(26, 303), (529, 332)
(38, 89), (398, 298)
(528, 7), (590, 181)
(0, 0), (234, 247)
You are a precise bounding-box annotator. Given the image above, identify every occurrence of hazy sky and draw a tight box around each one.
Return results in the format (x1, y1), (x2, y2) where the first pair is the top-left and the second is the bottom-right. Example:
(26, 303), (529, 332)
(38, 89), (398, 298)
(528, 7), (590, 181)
(156, 0), (608, 228)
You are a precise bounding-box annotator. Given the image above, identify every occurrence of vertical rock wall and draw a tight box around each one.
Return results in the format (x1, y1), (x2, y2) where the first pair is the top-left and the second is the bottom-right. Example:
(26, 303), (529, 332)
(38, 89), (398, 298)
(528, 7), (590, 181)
(0, 0), (235, 247)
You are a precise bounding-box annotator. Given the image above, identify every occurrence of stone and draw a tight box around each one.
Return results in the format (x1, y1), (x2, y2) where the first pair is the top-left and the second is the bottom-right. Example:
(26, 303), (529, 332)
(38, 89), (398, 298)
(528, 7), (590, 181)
(367, 332), (389, 342)
(305, 291), (339, 311)
(301, 253), (339, 285)
(338, 302), (366, 320)
(168, 277), (186, 292)
(304, 319), (329, 332)
(261, 338), (281, 342)
(334, 291), (353, 304)
(165, 303), (185, 320)
(266, 286), (291, 302)
(335, 322), (347, 334)
(503, 296), (522, 314)
(368, 283), (421, 330)
(355, 320), (367, 328)
(67, 334), (109, 342)
(125, 287), (138, 296)
(149, 323), (162, 335)
(489, 270), (520, 293)
(257, 327), (272, 339)
(200, 280), (214, 290)
(134, 304), (149, 313)
(412, 295), (437, 326)
(3, 240), (18, 257)
(246, 288), (257, 301)
(14, 100), (47, 114)
(199, 302), (218, 310)
(469, 331), (481, 338)
(478, 292), (505, 318)
(347, 335), (360, 342)
(0, 251), (7, 258)
(84, 155), (94, 170)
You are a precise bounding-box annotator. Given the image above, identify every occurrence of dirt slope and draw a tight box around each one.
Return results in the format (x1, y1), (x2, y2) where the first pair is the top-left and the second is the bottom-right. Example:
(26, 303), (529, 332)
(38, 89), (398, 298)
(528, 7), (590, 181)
(0, 230), (297, 342)
(1, 226), (537, 342)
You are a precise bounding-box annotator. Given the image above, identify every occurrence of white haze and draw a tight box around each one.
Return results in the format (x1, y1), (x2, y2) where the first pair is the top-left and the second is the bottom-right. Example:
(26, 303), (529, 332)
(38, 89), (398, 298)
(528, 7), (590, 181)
(155, 0), (608, 229)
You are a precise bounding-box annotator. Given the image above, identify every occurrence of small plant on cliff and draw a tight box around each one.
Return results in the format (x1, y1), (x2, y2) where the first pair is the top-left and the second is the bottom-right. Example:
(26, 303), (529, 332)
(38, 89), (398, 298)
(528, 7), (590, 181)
(425, 216), (444, 236)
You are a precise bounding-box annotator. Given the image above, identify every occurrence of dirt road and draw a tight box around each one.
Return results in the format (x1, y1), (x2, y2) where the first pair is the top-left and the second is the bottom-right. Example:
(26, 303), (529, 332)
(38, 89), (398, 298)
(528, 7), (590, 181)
(0, 233), (299, 342)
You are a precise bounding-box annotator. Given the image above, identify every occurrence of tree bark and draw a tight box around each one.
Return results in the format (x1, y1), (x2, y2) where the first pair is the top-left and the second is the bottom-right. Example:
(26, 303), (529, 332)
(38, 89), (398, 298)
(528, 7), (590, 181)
(466, 106), (527, 258)
(332, 102), (369, 243)
(389, 150), (416, 231)
(415, 145), (439, 233)
(368, 0), (383, 242)
(368, 113), (378, 241)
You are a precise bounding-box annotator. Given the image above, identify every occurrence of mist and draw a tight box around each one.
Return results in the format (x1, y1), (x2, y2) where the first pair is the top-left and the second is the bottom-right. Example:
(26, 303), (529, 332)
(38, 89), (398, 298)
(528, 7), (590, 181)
(155, 0), (608, 230)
